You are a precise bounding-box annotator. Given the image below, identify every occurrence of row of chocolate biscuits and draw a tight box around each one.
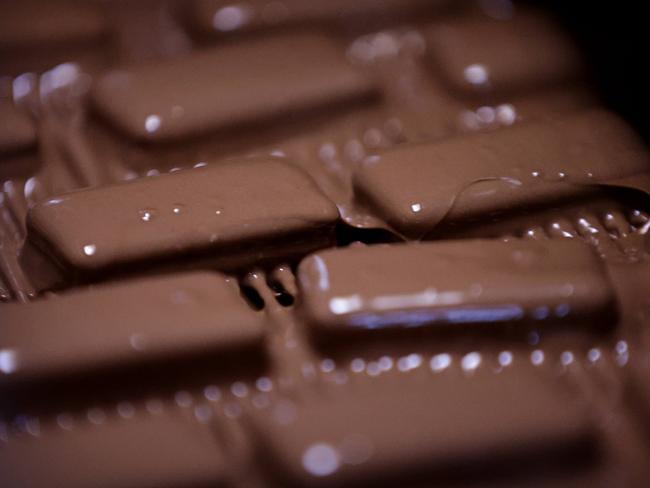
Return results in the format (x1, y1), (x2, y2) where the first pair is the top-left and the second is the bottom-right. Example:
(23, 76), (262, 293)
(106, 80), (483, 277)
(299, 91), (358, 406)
(1, 1), (650, 487)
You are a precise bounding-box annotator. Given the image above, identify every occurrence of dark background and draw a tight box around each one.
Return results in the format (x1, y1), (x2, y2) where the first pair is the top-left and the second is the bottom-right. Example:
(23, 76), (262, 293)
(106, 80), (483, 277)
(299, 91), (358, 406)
(540, 1), (649, 141)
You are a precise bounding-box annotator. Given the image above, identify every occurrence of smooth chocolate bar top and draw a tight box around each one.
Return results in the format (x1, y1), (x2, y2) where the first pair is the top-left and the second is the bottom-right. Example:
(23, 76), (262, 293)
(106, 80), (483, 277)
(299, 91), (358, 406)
(1, 1), (650, 487)
(0, 271), (265, 385)
(353, 110), (649, 236)
(426, 11), (582, 96)
(250, 367), (596, 486)
(21, 158), (338, 287)
(92, 32), (376, 142)
(297, 239), (615, 331)
(191, 0), (450, 35)
(0, 412), (228, 488)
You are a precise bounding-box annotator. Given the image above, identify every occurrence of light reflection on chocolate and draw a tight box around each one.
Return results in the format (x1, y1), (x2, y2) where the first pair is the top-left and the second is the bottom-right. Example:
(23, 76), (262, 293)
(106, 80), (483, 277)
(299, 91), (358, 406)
(0, 1), (649, 487)
(297, 239), (616, 333)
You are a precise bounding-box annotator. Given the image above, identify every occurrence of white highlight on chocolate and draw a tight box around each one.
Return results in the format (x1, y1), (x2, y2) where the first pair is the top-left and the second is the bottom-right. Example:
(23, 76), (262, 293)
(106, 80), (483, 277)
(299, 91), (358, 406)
(477, 106), (495, 124)
(313, 256), (330, 291)
(302, 443), (341, 477)
(350, 358), (365, 373)
(561, 351), (574, 366)
(587, 348), (601, 363)
(397, 353), (422, 372)
(83, 244), (96, 256)
(318, 143), (337, 162)
(532, 306), (549, 320)
(175, 390), (193, 408)
(144, 114), (161, 133)
(40, 63), (82, 97)
(531, 350), (545, 365)
(498, 351), (513, 367)
(204, 385), (221, 402)
(231, 382), (248, 398)
(496, 104), (517, 125)
(366, 361), (381, 376)
(0, 349), (19, 374)
(370, 289), (464, 311)
(24, 177), (38, 199)
(320, 359), (336, 374)
(347, 305), (524, 329)
(464, 64), (489, 85)
(129, 333), (146, 351)
(256, 377), (273, 392)
(552, 222), (575, 238)
(12, 73), (34, 101)
(194, 404), (213, 423)
(461, 352), (482, 371)
(378, 356), (393, 372)
(616, 350), (629, 367)
(639, 220), (650, 235)
(430, 353), (452, 372)
(329, 294), (363, 314)
(213, 5), (251, 32)
(555, 303), (571, 317)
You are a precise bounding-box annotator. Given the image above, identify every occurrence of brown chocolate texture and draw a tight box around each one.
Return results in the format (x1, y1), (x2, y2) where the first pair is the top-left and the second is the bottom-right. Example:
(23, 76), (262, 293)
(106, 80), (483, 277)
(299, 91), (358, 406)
(1, 1), (649, 487)
(21, 158), (338, 290)
(0, 271), (266, 387)
(297, 239), (616, 333)
(352, 109), (649, 238)
(92, 33), (377, 142)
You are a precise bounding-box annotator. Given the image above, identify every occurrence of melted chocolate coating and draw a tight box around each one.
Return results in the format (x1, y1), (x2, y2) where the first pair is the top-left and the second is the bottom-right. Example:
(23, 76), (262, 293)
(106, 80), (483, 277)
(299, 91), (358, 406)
(249, 368), (598, 486)
(0, 411), (228, 488)
(21, 159), (338, 290)
(426, 10), (583, 97)
(352, 110), (649, 238)
(297, 239), (615, 332)
(0, 271), (265, 387)
(92, 33), (376, 142)
(0, 1), (649, 487)
(190, 0), (453, 36)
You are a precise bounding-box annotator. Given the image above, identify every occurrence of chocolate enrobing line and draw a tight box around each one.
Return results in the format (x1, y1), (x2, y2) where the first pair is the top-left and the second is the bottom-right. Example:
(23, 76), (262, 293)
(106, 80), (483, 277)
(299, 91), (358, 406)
(425, 10), (584, 99)
(297, 239), (618, 337)
(0, 410), (230, 488)
(91, 33), (377, 143)
(18, 158), (338, 292)
(349, 110), (650, 239)
(1, 2), (650, 487)
(189, 0), (456, 39)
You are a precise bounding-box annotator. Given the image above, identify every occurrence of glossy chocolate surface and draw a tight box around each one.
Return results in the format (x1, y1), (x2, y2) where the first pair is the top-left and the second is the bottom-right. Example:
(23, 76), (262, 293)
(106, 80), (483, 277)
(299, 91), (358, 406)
(250, 368), (597, 486)
(426, 10), (582, 97)
(0, 411), (228, 488)
(92, 33), (376, 142)
(352, 110), (649, 237)
(21, 158), (338, 289)
(0, 271), (265, 386)
(1, 1), (649, 487)
(298, 239), (615, 332)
